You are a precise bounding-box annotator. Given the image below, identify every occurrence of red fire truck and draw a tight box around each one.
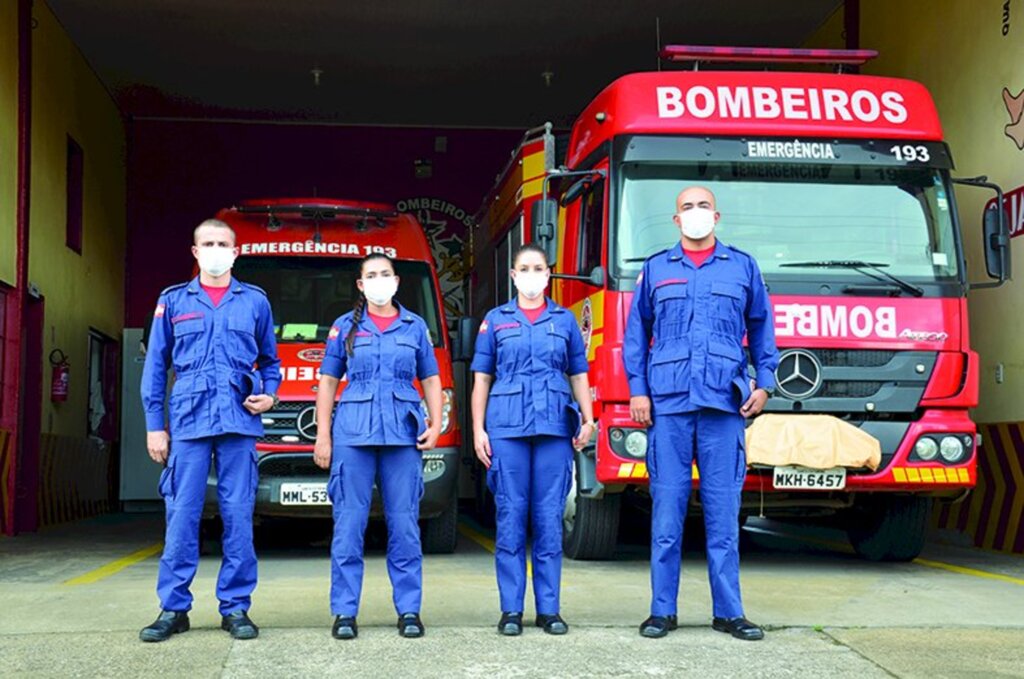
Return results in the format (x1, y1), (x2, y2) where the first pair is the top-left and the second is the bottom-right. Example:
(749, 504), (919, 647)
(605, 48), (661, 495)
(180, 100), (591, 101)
(203, 198), (461, 553)
(471, 47), (1010, 561)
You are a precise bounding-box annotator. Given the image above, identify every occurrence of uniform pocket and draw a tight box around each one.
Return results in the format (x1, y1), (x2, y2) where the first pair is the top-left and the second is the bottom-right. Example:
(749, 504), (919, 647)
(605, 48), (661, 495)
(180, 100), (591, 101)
(169, 375), (209, 434)
(654, 283), (691, 337)
(328, 461), (344, 506)
(547, 325), (570, 367)
(172, 319), (205, 368)
(338, 389), (374, 436)
(546, 378), (572, 423)
(248, 447), (260, 502)
(711, 281), (744, 333)
(735, 427), (748, 484)
(227, 314), (258, 357)
(486, 382), (524, 429)
(394, 389), (426, 440)
(707, 340), (743, 393)
(158, 454), (177, 500)
(394, 335), (419, 379)
(648, 341), (691, 396)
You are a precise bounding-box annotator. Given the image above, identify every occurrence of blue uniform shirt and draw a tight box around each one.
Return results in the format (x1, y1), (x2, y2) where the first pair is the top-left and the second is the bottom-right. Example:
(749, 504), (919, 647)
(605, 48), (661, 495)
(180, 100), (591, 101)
(623, 240), (780, 415)
(141, 276), (281, 440)
(471, 299), (590, 440)
(320, 304), (439, 447)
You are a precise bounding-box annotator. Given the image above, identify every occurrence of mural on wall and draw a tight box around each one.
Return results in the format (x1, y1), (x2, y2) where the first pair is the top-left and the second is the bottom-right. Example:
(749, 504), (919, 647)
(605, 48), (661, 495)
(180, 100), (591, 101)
(1003, 87), (1024, 150)
(396, 197), (474, 318)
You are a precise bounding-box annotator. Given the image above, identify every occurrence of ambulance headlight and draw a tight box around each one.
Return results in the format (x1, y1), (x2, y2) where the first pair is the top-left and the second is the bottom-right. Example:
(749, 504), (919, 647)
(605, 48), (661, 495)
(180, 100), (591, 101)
(939, 436), (965, 463)
(914, 437), (939, 461)
(624, 431), (648, 458)
(421, 389), (455, 434)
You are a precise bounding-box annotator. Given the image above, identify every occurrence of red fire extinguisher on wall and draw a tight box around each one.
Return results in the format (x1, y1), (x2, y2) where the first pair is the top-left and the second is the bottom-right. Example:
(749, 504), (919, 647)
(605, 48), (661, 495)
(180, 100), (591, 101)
(50, 349), (70, 403)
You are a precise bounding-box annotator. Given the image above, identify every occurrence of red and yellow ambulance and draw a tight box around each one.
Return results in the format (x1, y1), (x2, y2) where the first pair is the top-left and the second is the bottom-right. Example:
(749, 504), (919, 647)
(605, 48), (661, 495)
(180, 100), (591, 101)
(472, 47), (1009, 561)
(205, 198), (461, 552)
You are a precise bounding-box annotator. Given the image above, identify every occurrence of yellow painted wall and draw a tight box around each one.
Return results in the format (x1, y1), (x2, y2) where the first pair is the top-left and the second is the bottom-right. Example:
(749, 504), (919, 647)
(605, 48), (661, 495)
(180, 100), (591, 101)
(0, 1), (18, 286)
(860, 0), (1024, 423)
(28, 1), (126, 438)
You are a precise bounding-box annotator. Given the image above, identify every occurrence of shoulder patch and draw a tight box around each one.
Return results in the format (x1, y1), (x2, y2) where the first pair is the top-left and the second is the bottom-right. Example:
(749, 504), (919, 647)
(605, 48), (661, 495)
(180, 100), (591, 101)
(478, 319), (489, 334)
(154, 303), (166, 318)
(327, 325), (340, 340)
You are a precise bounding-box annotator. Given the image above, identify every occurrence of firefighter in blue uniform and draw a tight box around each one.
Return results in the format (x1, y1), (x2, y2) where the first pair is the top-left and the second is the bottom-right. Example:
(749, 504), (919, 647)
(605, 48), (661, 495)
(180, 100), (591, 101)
(140, 219), (281, 643)
(624, 186), (779, 641)
(471, 243), (596, 637)
(313, 253), (442, 641)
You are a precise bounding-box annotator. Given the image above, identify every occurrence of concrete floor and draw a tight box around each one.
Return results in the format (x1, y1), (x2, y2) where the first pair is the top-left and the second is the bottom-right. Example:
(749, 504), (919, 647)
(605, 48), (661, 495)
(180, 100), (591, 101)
(1, 511), (1022, 678)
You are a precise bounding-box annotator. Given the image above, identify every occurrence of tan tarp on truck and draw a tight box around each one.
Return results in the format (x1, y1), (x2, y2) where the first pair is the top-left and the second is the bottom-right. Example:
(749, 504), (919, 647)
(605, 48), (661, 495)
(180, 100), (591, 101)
(745, 414), (882, 471)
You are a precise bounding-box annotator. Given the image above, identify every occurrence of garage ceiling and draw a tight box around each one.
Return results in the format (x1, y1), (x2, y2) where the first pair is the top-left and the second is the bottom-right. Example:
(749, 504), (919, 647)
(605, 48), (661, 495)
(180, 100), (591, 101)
(47, 0), (843, 128)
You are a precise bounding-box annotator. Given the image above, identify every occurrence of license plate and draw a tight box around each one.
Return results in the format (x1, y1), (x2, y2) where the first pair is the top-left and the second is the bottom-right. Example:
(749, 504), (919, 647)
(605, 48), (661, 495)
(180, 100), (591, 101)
(279, 482), (330, 505)
(772, 466), (846, 490)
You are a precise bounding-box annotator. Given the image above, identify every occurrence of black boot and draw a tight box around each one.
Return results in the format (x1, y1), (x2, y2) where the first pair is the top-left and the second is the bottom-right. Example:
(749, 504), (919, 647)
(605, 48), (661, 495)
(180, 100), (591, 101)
(221, 610), (259, 640)
(139, 611), (190, 643)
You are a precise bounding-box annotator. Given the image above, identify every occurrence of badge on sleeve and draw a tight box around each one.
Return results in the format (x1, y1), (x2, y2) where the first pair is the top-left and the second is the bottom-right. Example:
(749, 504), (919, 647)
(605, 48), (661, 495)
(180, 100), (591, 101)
(478, 319), (489, 334)
(154, 303), (166, 318)
(328, 325), (340, 340)
(636, 271), (643, 285)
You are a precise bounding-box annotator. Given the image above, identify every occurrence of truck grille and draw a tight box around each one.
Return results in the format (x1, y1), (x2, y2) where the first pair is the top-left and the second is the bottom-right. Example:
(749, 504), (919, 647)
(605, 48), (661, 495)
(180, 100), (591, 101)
(816, 350), (895, 368)
(258, 401), (317, 444)
(258, 454), (325, 477)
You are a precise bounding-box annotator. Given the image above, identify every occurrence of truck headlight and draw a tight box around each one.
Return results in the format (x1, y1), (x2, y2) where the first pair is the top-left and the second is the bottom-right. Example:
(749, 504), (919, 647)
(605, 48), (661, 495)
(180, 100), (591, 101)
(914, 437), (939, 461)
(939, 436), (965, 463)
(624, 430), (648, 458)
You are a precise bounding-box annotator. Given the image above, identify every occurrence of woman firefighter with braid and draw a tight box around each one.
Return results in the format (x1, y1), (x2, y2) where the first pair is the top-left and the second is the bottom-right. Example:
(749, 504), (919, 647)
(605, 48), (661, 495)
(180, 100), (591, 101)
(313, 253), (443, 640)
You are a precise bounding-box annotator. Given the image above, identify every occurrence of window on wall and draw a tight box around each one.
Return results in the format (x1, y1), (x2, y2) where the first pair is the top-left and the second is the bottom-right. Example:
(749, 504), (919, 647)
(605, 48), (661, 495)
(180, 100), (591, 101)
(66, 136), (84, 255)
(578, 180), (605, 275)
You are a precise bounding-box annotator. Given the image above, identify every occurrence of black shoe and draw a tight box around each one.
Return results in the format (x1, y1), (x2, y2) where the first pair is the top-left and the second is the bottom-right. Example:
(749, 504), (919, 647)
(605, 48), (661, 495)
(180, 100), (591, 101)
(712, 616), (764, 641)
(535, 613), (569, 635)
(498, 612), (523, 636)
(397, 613), (425, 638)
(139, 610), (190, 642)
(332, 616), (358, 640)
(220, 610), (259, 640)
(639, 615), (678, 639)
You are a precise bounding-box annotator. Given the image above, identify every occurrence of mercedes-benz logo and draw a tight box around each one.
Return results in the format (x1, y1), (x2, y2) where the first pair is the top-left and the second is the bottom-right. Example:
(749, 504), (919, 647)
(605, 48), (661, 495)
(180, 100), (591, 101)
(296, 406), (318, 441)
(775, 349), (823, 400)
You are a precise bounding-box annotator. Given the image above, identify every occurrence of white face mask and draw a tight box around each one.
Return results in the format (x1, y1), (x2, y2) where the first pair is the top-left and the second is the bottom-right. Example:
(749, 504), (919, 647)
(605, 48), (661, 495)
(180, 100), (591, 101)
(678, 207), (716, 240)
(197, 246), (236, 277)
(513, 271), (549, 300)
(362, 276), (398, 306)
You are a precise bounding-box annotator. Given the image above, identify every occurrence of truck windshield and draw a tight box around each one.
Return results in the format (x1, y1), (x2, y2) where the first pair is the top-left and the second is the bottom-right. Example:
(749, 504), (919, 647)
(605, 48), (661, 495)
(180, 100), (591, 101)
(232, 257), (444, 346)
(615, 163), (960, 288)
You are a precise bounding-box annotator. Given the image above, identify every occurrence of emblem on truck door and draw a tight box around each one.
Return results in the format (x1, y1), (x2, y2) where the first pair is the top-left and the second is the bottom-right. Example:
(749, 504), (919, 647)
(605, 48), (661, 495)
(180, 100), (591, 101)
(296, 406), (318, 441)
(775, 349), (822, 400)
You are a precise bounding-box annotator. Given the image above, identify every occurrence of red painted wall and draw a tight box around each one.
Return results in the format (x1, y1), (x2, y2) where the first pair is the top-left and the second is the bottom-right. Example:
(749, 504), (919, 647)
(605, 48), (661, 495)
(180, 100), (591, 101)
(126, 119), (522, 326)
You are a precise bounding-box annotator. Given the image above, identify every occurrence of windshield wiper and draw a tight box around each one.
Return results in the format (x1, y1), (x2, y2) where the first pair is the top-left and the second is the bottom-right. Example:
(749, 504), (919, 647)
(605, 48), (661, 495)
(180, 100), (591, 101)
(779, 260), (924, 297)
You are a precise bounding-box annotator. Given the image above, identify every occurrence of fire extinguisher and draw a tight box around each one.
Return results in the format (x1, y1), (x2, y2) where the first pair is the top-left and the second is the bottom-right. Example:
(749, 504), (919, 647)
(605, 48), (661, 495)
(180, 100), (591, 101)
(50, 349), (70, 403)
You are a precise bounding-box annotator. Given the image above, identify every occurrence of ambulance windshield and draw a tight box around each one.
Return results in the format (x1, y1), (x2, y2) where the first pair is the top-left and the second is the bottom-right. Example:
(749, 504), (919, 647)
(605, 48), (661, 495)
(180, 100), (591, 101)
(615, 162), (960, 288)
(232, 257), (444, 346)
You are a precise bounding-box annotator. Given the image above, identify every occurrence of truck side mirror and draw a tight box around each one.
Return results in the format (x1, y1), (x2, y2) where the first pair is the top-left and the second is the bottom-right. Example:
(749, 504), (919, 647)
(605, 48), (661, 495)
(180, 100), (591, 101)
(453, 316), (478, 362)
(588, 265), (606, 287)
(983, 203), (1011, 282)
(530, 198), (559, 266)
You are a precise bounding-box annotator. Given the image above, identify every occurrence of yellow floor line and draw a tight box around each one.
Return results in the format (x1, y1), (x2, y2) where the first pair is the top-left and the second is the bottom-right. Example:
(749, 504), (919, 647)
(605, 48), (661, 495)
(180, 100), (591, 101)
(63, 542), (164, 586)
(457, 522), (532, 578)
(745, 525), (1024, 586)
(911, 557), (1024, 586)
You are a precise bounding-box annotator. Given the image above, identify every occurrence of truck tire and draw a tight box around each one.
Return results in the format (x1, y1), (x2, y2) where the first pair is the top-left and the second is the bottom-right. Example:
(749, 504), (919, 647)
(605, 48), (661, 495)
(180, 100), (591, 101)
(563, 488), (621, 561)
(847, 495), (931, 562)
(421, 488), (458, 554)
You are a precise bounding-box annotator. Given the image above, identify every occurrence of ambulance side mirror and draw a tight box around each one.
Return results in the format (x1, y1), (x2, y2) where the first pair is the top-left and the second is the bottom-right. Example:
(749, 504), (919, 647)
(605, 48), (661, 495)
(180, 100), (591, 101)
(453, 316), (478, 362)
(531, 198), (559, 266)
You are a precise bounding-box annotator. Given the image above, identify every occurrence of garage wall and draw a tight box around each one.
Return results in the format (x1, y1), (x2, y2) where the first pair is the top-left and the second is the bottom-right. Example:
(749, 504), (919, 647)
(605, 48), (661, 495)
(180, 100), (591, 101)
(126, 120), (521, 325)
(857, 0), (1024, 552)
(0, 0), (17, 287)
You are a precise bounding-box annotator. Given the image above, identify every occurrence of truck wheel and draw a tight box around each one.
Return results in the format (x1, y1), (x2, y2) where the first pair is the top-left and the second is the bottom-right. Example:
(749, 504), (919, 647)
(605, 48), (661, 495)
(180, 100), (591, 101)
(563, 476), (621, 560)
(421, 487), (458, 554)
(847, 495), (931, 562)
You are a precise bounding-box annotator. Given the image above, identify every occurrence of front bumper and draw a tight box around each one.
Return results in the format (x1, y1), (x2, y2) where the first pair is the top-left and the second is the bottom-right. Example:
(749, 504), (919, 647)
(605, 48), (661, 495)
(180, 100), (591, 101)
(202, 446), (460, 520)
